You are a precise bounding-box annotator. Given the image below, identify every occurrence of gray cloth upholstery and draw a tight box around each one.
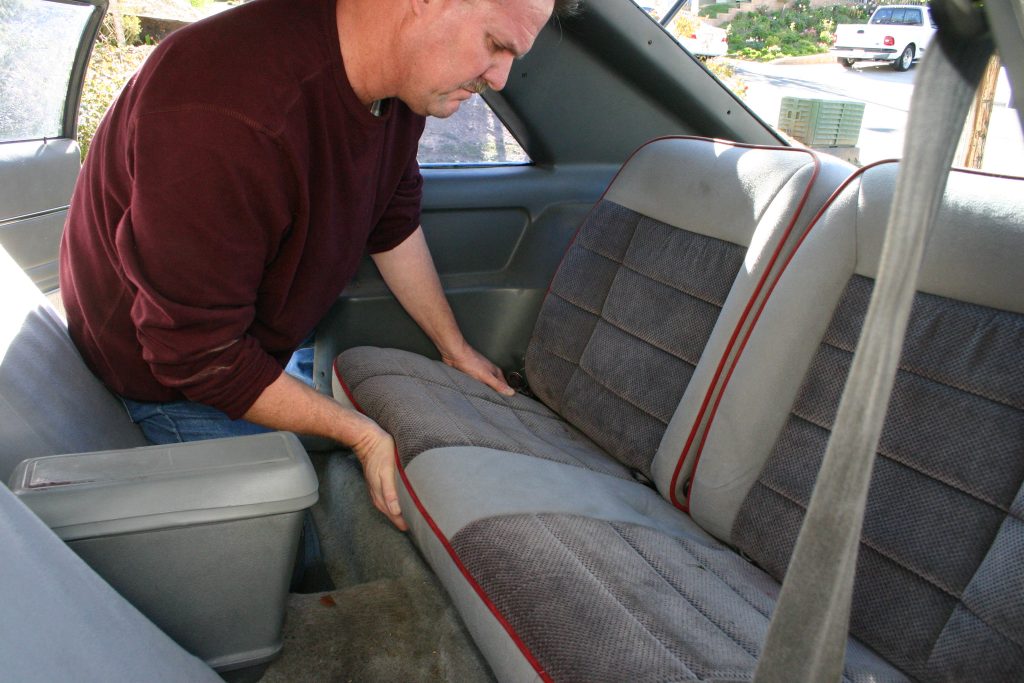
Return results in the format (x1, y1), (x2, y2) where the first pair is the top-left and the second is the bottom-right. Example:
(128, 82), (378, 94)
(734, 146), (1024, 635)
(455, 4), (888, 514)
(733, 275), (1024, 681)
(0, 483), (219, 681)
(336, 347), (632, 480)
(448, 512), (906, 683)
(0, 246), (148, 481)
(337, 147), (1023, 682)
(525, 201), (746, 478)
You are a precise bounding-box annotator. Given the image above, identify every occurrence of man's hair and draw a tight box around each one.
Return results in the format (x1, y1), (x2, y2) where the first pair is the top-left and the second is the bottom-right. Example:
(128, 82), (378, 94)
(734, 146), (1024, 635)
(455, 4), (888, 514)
(552, 0), (581, 18)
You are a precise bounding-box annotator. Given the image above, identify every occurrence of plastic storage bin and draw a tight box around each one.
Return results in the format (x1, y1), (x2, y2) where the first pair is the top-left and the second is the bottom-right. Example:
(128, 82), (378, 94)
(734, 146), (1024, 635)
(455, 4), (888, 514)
(778, 96), (865, 147)
(10, 432), (318, 674)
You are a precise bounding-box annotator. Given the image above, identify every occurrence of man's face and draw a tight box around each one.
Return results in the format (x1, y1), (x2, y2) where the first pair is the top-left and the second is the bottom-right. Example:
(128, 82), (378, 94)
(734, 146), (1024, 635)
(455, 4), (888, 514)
(402, 0), (555, 118)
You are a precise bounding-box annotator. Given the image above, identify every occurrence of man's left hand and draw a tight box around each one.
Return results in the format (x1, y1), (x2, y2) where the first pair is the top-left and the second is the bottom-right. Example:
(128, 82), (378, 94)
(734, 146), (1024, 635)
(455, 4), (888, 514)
(442, 343), (515, 396)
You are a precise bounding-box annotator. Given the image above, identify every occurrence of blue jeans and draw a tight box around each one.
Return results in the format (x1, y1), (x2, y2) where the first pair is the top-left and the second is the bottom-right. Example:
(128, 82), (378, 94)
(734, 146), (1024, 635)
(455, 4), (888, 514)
(123, 346), (315, 445)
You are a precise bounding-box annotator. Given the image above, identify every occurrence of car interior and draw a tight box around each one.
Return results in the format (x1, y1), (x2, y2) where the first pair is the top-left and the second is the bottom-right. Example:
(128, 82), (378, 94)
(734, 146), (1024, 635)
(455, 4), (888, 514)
(0, 0), (1021, 681)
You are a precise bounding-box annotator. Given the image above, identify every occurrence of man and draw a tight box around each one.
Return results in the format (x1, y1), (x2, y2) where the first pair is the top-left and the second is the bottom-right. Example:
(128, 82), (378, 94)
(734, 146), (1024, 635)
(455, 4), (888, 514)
(59, 0), (578, 531)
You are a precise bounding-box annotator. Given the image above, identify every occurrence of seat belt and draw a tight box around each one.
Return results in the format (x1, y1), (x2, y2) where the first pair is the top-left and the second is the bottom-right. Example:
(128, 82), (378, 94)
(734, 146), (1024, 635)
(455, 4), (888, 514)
(751, 2), (1001, 681)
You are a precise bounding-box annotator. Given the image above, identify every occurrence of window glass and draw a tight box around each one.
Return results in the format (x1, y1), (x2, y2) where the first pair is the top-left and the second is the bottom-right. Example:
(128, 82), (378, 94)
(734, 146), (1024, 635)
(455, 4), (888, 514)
(418, 94), (530, 165)
(0, 0), (93, 143)
(635, 0), (1022, 177)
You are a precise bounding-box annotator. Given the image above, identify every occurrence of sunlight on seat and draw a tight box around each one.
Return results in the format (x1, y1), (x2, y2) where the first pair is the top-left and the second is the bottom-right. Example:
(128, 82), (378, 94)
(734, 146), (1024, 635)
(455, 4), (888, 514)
(0, 247), (47, 368)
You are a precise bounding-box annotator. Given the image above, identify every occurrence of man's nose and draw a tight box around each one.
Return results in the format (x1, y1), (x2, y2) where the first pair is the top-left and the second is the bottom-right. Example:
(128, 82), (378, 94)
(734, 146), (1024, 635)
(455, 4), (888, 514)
(483, 52), (515, 91)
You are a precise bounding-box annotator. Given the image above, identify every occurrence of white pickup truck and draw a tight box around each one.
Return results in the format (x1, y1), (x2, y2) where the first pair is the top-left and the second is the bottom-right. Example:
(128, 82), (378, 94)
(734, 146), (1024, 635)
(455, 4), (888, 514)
(831, 4), (936, 71)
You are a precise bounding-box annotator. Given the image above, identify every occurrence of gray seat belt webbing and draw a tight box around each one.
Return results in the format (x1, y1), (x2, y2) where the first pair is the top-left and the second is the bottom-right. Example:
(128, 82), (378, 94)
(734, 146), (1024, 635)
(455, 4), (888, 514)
(751, 8), (995, 683)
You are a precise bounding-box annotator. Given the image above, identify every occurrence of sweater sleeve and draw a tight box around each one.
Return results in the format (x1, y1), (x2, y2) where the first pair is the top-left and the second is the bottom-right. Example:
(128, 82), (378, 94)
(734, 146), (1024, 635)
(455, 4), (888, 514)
(118, 107), (294, 419)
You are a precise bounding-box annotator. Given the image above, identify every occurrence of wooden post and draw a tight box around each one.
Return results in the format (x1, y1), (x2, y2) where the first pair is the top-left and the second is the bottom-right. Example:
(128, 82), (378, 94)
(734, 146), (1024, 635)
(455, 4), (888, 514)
(955, 55), (1001, 169)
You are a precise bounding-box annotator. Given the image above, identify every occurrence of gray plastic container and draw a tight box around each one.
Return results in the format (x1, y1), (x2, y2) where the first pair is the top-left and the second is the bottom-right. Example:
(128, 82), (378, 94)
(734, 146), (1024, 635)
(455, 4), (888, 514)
(10, 432), (318, 673)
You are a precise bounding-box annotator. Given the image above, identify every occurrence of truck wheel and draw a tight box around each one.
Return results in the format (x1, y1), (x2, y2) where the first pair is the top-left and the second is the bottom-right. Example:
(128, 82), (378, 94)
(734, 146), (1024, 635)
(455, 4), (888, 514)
(892, 44), (914, 72)
(839, 58), (857, 69)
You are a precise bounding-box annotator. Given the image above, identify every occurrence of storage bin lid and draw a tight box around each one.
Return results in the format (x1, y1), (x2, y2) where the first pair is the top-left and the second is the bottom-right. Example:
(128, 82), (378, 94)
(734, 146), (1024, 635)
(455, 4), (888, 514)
(9, 432), (318, 540)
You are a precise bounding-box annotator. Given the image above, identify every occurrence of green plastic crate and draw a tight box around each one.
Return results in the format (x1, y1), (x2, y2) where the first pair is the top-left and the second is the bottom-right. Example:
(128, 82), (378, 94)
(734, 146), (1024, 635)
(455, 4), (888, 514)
(778, 97), (865, 147)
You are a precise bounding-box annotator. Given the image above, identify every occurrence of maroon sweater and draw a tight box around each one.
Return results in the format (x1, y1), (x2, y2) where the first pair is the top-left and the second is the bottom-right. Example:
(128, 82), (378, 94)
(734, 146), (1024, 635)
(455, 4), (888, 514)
(60, 0), (425, 418)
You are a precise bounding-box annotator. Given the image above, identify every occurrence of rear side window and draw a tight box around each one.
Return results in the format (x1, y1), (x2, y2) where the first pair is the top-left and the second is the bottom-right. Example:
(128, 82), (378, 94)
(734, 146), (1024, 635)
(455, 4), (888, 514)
(871, 8), (893, 24)
(0, 0), (94, 143)
(418, 94), (530, 166)
(905, 8), (922, 25)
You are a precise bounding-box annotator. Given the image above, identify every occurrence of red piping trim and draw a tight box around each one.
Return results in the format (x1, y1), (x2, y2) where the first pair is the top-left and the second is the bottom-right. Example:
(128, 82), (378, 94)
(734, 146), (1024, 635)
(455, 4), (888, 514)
(665, 141), (822, 510)
(542, 135), (820, 303)
(672, 158), (1019, 511)
(331, 359), (553, 682)
(675, 160), (892, 511)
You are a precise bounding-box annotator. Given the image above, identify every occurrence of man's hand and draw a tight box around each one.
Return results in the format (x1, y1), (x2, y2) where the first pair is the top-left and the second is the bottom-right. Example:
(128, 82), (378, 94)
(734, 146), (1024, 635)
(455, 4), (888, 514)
(351, 421), (408, 531)
(243, 372), (408, 531)
(442, 342), (514, 396)
(372, 227), (514, 397)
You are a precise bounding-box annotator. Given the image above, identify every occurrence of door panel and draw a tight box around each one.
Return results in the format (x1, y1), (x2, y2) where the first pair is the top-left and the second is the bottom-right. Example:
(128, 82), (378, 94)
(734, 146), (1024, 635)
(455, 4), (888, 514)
(0, 139), (81, 292)
(0, 0), (105, 293)
(312, 163), (619, 394)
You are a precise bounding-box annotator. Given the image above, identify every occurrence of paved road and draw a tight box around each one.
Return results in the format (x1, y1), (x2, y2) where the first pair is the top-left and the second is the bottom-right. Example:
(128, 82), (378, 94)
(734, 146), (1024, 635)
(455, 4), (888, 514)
(729, 59), (1023, 175)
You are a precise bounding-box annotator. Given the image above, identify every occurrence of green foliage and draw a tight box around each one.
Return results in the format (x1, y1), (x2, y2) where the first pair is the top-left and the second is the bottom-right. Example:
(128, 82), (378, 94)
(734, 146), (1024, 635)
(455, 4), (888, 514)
(725, 1), (869, 61)
(99, 12), (142, 46)
(699, 3), (736, 18)
(78, 41), (155, 159)
(704, 57), (749, 98)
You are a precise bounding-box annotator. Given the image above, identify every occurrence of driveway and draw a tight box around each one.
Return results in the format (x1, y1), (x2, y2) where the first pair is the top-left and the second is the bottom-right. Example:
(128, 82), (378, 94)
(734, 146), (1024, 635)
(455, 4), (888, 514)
(729, 58), (1023, 175)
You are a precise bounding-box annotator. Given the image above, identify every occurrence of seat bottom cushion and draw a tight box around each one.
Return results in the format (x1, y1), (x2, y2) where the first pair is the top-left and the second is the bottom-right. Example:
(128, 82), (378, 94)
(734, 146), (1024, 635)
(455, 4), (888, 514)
(334, 346), (632, 479)
(397, 447), (908, 683)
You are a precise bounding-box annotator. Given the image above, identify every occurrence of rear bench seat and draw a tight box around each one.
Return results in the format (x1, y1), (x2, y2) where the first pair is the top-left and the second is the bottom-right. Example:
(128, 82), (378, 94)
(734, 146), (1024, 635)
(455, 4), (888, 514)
(334, 140), (1023, 681)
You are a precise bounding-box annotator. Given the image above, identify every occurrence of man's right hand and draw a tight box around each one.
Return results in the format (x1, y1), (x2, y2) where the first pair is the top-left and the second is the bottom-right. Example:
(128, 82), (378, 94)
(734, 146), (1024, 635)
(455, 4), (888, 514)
(352, 422), (408, 531)
(243, 371), (409, 531)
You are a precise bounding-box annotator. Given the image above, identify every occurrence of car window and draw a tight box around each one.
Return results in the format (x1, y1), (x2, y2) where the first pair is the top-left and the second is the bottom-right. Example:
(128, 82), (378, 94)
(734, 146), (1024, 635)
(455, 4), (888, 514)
(634, 0), (1023, 177)
(417, 94), (530, 166)
(0, 0), (94, 143)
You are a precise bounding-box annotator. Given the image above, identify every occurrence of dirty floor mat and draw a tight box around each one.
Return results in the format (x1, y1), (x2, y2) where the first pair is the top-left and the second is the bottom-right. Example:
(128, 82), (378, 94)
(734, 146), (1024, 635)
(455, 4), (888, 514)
(260, 452), (493, 682)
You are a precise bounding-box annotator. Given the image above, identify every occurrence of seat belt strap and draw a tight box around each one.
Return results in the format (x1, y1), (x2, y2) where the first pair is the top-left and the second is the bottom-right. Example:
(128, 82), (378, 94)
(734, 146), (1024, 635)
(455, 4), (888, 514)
(752, 5), (996, 681)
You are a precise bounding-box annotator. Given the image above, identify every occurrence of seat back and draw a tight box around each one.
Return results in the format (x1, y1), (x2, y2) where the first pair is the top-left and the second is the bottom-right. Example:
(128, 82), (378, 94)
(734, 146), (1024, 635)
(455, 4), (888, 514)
(525, 137), (850, 481)
(0, 246), (147, 482)
(687, 163), (1024, 680)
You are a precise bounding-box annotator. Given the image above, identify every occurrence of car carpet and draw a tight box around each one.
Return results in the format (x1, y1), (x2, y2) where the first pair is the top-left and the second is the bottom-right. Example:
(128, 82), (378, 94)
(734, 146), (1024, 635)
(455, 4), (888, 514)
(260, 452), (494, 683)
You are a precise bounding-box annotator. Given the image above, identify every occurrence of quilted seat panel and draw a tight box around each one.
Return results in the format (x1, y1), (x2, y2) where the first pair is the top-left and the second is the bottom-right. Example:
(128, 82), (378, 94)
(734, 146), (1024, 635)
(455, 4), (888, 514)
(732, 275), (1024, 681)
(336, 346), (633, 480)
(526, 201), (746, 479)
(448, 512), (907, 683)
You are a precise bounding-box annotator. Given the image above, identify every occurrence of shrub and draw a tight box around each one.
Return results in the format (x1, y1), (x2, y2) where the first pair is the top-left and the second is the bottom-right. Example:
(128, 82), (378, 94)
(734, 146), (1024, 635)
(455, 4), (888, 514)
(99, 12), (142, 46)
(725, 1), (869, 60)
(78, 41), (155, 159)
(699, 3), (736, 18)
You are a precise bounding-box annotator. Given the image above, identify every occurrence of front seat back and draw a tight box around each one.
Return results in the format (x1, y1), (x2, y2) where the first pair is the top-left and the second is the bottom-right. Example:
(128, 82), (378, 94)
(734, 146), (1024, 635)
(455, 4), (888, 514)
(0, 245), (148, 482)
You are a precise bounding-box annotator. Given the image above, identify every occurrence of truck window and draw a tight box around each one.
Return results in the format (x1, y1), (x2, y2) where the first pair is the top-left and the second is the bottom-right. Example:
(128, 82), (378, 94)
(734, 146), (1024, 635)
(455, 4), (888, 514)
(871, 8), (893, 24)
(906, 8), (923, 25)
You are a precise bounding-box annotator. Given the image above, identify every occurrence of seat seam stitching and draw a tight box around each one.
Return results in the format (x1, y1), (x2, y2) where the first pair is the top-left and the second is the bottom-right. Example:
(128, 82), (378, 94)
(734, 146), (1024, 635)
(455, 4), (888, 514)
(752, 479), (964, 600)
(533, 515), (701, 678)
(572, 242), (736, 310)
(786, 409), (1009, 513)
(576, 362), (670, 426)
(821, 337), (1022, 412)
(608, 524), (761, 665)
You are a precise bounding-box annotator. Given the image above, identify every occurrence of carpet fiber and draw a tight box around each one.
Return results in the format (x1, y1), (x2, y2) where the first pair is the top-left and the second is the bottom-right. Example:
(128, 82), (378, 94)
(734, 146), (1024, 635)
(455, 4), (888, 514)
(260, 452), (494, 682)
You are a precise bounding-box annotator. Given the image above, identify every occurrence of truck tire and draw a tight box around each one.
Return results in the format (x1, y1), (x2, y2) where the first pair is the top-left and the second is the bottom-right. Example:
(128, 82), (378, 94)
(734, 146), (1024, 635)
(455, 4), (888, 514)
(839, 58), (857, 69)
(892, 44), (914, 72)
